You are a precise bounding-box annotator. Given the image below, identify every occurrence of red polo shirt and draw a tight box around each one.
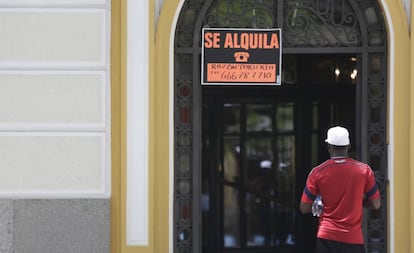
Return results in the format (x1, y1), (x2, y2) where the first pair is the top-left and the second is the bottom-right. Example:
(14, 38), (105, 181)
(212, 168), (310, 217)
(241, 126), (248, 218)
(301, 157), (380, 244)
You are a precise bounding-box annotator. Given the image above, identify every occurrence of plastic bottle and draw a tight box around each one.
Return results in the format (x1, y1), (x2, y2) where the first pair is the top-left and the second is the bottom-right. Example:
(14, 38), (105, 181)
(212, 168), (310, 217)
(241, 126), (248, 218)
(312, 195), (323, 217)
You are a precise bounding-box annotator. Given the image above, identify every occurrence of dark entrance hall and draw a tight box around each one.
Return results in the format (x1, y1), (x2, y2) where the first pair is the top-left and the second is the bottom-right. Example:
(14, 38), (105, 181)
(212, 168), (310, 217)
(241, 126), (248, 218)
(173, 1), (388, 253)
(201, 54), (356, 253)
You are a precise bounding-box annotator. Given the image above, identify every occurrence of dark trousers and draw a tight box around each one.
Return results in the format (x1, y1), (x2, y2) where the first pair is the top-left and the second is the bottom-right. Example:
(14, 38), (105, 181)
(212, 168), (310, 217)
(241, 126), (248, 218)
(316, 238), (366, 253)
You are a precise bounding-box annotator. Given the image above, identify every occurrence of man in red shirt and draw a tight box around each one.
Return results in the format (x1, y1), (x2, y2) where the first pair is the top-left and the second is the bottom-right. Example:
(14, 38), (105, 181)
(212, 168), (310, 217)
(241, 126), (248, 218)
(300, 126), (381, 253)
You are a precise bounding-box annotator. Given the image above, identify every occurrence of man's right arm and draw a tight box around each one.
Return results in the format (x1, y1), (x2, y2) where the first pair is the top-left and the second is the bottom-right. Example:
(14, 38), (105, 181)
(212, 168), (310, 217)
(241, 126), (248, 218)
(364, 167), (381, 210)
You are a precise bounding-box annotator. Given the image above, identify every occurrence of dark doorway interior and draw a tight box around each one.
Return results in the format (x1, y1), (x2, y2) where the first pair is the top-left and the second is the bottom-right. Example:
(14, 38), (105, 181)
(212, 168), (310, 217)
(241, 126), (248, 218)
(201, 54), (357, 253)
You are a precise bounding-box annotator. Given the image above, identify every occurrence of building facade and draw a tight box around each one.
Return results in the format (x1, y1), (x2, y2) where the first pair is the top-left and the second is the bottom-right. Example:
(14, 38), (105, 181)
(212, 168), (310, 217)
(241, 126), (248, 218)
(0, 0), (413, 253)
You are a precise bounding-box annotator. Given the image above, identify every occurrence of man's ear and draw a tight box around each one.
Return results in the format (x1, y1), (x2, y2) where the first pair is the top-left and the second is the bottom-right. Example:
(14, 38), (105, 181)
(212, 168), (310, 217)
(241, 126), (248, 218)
(327, 143), (333, 151)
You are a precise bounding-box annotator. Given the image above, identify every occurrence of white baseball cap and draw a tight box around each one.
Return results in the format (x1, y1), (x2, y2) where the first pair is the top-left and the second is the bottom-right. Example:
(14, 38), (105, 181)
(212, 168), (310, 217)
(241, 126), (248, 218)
(325, 126), (350, 146)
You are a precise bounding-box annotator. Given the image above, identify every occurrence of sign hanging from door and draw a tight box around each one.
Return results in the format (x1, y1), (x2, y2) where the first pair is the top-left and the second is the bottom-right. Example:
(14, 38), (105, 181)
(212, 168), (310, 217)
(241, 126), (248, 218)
(201, 28), (282, 85)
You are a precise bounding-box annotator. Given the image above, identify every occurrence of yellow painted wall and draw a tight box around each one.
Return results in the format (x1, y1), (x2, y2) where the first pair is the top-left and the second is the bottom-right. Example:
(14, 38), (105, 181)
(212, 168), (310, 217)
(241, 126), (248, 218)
(111, 0), (413, 252)
(110, 0), (124, 252)
(410, 1), (414, 252)
(386, 0), (411, 253)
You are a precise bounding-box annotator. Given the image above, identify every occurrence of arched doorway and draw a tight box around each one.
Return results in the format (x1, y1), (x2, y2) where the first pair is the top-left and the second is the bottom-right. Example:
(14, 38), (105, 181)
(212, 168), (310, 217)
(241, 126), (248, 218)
(173, 1), (388, 253)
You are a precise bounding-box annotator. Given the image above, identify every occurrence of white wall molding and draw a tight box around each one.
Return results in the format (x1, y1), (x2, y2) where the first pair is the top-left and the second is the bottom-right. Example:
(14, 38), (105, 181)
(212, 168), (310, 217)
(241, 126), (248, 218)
(0, 62), (108, 71)
(0, 2), (111, 199)
(0, 8), (107, 68)
(0, 70), (107, 130)
(126, 0), (149, 247)
(0, 0), (107, 8)
(0, 132), (110, 199)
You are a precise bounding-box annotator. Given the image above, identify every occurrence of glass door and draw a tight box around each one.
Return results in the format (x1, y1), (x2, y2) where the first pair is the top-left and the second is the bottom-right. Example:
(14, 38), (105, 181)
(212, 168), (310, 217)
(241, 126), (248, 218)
(201, 80), (355, 253)
(221, 102), (297, 248)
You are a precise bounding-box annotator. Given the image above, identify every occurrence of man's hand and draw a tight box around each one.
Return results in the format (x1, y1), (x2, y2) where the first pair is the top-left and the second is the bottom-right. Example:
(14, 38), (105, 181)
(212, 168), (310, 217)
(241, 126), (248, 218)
(363, 198), (381, 210)
(300, 202), (312, 214)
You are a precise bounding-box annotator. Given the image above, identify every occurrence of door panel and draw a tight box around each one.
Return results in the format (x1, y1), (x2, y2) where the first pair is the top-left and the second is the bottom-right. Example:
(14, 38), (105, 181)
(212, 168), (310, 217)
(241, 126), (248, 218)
(202, 83), (355, 253)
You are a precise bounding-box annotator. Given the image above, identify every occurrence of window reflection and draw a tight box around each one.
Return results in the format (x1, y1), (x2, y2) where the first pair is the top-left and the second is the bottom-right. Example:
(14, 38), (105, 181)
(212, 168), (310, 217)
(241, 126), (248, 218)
(224, 103), (241, 133)
(223, 137), (240, 182)
(221, 102), (297, 249)
(224, 185), (240, 247)
(247, 104), (272, 132)
(276, 103), (294, 131)
(243, 134), (296, 247)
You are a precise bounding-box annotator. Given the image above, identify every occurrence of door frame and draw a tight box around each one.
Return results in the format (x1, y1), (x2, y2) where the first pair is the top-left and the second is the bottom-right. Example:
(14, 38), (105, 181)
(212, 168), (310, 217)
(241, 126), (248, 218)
(120, 0), (414, 253)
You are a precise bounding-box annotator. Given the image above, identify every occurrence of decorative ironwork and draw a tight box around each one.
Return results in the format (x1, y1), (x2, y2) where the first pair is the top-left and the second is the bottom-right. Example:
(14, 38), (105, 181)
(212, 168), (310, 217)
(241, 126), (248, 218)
(284, 0), (361, 47)
(204, 0), (275, 28)
(174, 0), (388, 252)
(175, 52), (195, 253)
